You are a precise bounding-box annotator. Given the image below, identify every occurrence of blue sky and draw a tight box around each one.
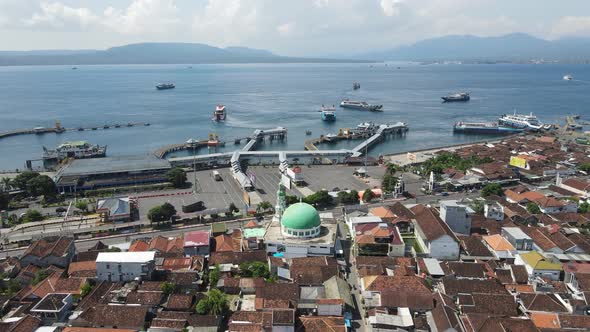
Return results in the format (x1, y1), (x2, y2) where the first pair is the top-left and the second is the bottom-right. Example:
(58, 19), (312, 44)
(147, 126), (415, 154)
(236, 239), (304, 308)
(1, 0), (589, 55)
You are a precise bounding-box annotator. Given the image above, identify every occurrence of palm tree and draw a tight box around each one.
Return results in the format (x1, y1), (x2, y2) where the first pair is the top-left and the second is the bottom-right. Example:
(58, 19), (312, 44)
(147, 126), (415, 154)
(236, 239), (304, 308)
(1, 177), (12, 191)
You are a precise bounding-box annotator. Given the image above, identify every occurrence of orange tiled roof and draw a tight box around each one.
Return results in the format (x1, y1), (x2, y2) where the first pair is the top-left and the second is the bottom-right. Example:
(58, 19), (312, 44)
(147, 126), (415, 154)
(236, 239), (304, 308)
(530, 312), (560, 329)
(483, 234), (515, 251)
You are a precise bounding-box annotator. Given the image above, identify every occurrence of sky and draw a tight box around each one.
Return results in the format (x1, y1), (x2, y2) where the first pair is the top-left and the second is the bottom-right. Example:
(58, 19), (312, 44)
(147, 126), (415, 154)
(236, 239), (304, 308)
(1, 0), (590, 56)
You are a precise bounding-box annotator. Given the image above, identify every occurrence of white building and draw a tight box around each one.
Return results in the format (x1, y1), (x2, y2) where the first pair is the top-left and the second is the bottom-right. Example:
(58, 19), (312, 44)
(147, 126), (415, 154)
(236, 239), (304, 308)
(484, 202), (504, 221)
(411, 205), (460, 260)
(439, 200), (473, 235)
(96, 251), (156, 282)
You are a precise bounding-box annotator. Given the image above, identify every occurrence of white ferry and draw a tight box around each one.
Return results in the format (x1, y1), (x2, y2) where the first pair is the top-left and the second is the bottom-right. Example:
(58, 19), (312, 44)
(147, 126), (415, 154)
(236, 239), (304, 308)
(498, 112), (543, 131)
(340, 99), (383, 112)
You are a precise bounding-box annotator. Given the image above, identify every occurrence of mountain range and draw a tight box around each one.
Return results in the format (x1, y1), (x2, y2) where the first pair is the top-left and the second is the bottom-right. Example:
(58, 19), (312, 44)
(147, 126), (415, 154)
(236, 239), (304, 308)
(362, 33), (590, 62)
(0, 43), (369, 66)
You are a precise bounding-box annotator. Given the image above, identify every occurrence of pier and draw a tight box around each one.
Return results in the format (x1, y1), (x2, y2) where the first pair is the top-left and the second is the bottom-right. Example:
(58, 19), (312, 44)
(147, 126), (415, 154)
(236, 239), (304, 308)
(351, 122), (408, 156)
(241, 127), (288, 152)
(0, 121), (150, 141)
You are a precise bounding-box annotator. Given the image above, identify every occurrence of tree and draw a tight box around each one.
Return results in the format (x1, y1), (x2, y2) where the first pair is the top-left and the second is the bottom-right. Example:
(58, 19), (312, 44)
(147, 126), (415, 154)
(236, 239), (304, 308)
(26, 175), (57, 198)
(381, 174), (399, 193)
(362, 189), (375, 203)
(208, 265), (220, 288)
(75, 200), (88, 213)
(285, 195), (299, 206)
(147, 202), (177, 225)
(337, 190), (359, 205)
(386, 163), (401, 175)
(21, 209), (44, 223)
(256, 201), (273, 214)
(0, 191), (8, 210)
(160, 282), (176, 295)
(239, 261), (270, 278)
(227, 202), (238, 216)
(579, 163), (590, 173)
(1, 177), (12, 191)
(166, 168), (187, 188)
(32, 269), (51, 285)
(527, 202), (541, 214)
(481, 183), (503, 197)
(579, 201), (590, 214)
(303, 190), (333, 207)
(80, 283), (93, 298)
(196, 289), (228, 316)
(470, 200), (485, 214)
(12, 171), (39, 191)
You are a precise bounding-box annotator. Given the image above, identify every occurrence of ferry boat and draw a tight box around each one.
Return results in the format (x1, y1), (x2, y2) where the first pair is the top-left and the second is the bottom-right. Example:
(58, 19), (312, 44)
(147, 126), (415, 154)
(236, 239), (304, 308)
(442, 92), (470, 102)
(321, 105), (336, 121)
(563, 74), (574, 81)
(498, 112), (543, 131)
(340, 99), (383, 112)
(43, 141), (106, 161)
(213, 105), (227, 121)
(324, 133), (338, 142)
(356, 122), (376, 131)
(156, 83), (175, 90)
(453, 122), (524, 134)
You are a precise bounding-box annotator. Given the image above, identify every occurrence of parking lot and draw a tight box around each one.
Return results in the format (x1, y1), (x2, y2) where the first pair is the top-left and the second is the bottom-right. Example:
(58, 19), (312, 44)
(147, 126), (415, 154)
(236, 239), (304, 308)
(136, 165), (385, 218)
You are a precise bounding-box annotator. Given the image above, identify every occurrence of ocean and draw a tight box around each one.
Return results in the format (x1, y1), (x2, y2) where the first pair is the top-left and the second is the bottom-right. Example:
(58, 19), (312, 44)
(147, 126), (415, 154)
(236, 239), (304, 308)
(0, 63), (588, 170)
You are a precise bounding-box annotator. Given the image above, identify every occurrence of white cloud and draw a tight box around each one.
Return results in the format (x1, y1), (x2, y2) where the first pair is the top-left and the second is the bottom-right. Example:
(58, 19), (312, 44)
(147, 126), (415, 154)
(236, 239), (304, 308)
(22, 0), (179, 35)
(550, 16), (590, 39)
(277, 22), (296, 36)
(380, 0), (403, 17)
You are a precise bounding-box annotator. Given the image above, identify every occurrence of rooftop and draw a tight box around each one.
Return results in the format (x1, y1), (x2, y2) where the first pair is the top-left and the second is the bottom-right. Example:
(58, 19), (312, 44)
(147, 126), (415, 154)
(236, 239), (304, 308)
(264, 217), (337, 245)
(58, 155), (171, 177)
(96, 251), (155, 263)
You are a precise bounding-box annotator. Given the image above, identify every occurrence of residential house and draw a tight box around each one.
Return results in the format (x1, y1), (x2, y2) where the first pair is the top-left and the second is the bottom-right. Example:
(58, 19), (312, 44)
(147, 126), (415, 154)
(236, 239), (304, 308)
(559, 178), (590, 196)
(96, 251), (156, 282)
(96, 197), (132, 222)
(516, 251), (563, 281)
(411, 205), (460, 260)
(354, 222), (405, 257)
(183, 230), (210, 256)
(484, 201), (505, 221)
(522, 227), (562, 254)
(482, 234), (517, 261)
(21, 236), (75, 269)
(439, 200), (473, 235)
(458, 235), (495, 261)
(148, 236), (185, 257)
(228, 310), (295, 332)
(361, 275), (433, 311)
(75, 304), (149, 330)
(502, 227), (534, 251)
(298, 316), (346, 332)
(30, 293), (73, 324)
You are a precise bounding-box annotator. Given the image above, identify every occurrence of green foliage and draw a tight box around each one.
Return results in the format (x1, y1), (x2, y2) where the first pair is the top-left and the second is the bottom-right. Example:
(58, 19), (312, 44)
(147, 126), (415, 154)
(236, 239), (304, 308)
(579, 163), (590, 173)
(32, 269), (51, 285)
(285, 195), (299, 206)
(470, 200), (485, 214)
(1, 177), (12, 191)
(418, 152), (493, 176)
(160, 282), (176, 295)
(362, 189), (375, 203)
(1, 279), (22, 296)
(75, 200), (88, 212)
(147, 202), (177, 224)
(579, 201), (590, 213)
(0, 191), (8, 210)
(303, 190), (333, 207)
(80, 283), (93, 298)
(208, 265), (220, 289)
(386, 163), (402, 175)
(256, 201), (273, 214)
(381, 174), (399, 193)
(166, 168), (188, 188)
(227, 203), (238, 216)
(481, 183), (504, 197)
(196, 289), (228, 316)
(12, 171), (40, 191)
(337, 190), (359, 205)
(21, 209), (44, 223)
(526, 202), (541, 214)
(104, 247), (121, 252)
(239, 261), (270, 278)
(26, 175), (57, 198)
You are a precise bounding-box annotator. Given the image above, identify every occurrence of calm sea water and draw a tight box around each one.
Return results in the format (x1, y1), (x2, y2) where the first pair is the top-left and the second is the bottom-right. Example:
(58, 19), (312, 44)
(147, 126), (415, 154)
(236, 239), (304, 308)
(0, 63), (589, 170)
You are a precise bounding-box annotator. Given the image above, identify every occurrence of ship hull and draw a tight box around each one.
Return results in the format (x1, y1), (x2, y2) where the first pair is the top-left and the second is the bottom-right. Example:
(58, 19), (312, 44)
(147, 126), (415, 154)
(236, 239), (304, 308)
(340, 104), (383, 111)
(454, 126), (523, 135)
(321, 112), (336, 121)
(442, 96), (470, 102)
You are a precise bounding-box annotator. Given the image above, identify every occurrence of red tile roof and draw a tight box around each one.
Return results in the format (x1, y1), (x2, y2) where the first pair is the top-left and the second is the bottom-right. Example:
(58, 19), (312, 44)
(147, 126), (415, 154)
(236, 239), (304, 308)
(184, 230), (210, 247)
(23, 236), (72, 259)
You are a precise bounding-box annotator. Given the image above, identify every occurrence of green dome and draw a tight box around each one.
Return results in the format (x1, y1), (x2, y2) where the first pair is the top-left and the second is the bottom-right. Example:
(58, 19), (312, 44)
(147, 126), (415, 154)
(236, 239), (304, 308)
(281, 202), (321, 230)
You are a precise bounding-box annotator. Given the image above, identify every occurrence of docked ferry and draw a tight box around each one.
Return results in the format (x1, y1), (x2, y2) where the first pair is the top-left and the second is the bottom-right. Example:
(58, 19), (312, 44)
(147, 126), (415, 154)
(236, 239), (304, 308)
(213, 105), (227, 121)
(340, 99), (383, 112)
(498, 112), (543, 131)
(156, 83), (175, 90)
(321, 105), (336, 121)
(442, 92), (470, 102)
(43, 141), (107, 161)
(453, 122), (524, 135)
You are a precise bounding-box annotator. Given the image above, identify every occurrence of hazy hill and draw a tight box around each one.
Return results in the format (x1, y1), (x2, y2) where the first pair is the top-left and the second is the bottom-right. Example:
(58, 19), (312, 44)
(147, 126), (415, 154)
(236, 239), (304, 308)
(364, 33), (590, 62)
(0, 42), (369, 66)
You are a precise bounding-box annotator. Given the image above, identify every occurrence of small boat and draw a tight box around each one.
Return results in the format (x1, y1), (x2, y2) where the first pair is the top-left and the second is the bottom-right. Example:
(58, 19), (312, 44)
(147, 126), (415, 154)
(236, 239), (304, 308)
(156, 83), (175, 90)
(144, 123), (150, 126)
(442, 92), (470, 102)
(353, 82), (361, 90)
(321, 105), (336, 121)
(573, 114), (580, 120)
(305, 130), (312, 135)
(114, 124), (121, 128)
(324, 133), (338, 142)
(563, 74), (574, 81)
(127, 123), (133, 127)
(91, 127), (97, 131)
(357, 122), (376, 131)
(103, 125), (110, 129)
(77, 127), (84, 131)
(213, 105), (227, 121)
(340, 99), (383, 111)
(71, 67), (78, 70)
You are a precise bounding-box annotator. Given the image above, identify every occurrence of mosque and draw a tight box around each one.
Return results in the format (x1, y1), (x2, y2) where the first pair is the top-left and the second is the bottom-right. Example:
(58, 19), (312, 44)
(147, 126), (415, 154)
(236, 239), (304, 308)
(264, 183), (339, 258)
